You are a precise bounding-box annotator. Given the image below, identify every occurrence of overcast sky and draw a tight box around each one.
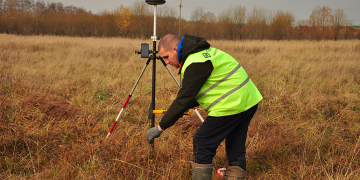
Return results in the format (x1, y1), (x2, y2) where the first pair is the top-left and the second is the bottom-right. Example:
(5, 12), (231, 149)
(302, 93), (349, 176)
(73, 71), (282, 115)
(51, 0), (360, 25)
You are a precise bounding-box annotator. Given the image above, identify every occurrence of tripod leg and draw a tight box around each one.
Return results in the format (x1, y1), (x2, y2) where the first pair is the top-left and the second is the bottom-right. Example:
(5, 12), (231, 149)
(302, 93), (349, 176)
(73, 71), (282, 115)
(158, 56), (181, 87)
(158, 56), (204, 123)
(106, 57), (152, 139)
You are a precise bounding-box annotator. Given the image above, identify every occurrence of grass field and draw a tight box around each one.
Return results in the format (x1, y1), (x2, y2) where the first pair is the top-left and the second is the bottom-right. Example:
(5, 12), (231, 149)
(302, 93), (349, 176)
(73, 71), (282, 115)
(1, 34), (360, 179)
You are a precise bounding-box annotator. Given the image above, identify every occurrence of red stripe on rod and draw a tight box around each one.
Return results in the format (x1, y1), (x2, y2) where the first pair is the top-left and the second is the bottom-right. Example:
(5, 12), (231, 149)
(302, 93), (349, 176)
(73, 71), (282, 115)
(123, 96), (131, 109)
(109, 121), (118, 133)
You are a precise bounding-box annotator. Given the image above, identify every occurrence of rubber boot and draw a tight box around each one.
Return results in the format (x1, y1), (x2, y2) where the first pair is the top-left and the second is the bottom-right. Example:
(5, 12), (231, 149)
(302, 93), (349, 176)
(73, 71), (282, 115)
(225, 166), (246, 180)
(191, 162), (212, 180)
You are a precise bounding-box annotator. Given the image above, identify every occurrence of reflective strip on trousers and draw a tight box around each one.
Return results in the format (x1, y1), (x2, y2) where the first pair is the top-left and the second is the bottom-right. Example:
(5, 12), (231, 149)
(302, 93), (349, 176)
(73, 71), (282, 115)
(205, 77), (250, 111)
(195, 64), (242, 101)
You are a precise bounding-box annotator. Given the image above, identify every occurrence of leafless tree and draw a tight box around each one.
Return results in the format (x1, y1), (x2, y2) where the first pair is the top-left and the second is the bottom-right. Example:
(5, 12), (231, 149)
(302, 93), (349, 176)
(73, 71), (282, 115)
(190, 6), (204, 36)
(247, 6), (271, 40)
(157, 5), (177, 37)
(129, 1), (151, 38)
(218, 4), (246, 40)
(334, 8), (346, 40)
(269, 10), (295, 40)
(0, 0), (3, 12)
(309, 6), (334, 40)
(201, 11), (217, 39)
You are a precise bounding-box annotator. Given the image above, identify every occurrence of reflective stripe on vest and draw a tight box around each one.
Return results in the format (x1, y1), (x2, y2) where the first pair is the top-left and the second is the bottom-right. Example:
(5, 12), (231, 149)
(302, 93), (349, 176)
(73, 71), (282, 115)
(205, 76), (249, 111)
(195, 64), (242, 101)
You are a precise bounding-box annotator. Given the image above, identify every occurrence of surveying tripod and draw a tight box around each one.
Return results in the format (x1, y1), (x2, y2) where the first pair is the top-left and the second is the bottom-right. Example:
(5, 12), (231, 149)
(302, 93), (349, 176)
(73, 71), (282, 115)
(106, 0), (204, 145)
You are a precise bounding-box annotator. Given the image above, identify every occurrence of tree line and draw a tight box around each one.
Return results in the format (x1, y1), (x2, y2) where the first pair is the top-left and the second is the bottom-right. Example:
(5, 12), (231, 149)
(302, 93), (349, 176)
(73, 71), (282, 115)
(1, 0), (359, 40)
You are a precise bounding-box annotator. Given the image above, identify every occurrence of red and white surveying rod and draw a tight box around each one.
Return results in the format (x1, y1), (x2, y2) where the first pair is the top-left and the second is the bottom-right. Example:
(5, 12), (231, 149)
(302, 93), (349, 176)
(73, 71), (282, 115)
(194, 107), (204, 122)
(106, 98), (128, 138)
(106, 60), (150, 139)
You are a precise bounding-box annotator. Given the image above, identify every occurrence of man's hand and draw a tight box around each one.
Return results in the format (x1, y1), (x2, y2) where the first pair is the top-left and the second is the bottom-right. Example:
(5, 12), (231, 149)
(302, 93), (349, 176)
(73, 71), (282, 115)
(146, 125), (163, 143)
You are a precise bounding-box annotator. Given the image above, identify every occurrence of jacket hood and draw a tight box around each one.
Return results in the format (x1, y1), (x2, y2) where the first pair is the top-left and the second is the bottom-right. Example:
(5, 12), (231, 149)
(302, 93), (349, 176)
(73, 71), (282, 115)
(178, 34), (210, 74)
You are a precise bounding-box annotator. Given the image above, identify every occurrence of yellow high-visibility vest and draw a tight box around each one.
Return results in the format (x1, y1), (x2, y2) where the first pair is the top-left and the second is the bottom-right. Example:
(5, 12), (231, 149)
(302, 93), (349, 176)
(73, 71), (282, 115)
(181, 47), (263, 116)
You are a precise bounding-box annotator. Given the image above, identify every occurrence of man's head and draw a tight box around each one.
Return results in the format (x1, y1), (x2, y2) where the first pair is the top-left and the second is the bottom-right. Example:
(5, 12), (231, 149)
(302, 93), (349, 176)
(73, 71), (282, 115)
(159, 34), (181, 68)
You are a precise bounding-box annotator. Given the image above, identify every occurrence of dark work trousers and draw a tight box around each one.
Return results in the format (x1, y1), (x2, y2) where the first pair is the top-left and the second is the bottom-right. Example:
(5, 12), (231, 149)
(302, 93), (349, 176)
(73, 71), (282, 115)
(193, 104), (258, 171)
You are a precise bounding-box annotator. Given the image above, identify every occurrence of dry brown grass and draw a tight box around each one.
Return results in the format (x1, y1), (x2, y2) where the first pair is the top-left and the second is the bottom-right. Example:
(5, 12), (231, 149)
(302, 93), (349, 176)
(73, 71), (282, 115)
(1, 34), (360, 179)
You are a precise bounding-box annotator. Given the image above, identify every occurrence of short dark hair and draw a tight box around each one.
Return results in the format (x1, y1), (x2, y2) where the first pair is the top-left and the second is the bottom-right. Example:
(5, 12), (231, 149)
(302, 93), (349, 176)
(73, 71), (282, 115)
(159, 34), (181, 52)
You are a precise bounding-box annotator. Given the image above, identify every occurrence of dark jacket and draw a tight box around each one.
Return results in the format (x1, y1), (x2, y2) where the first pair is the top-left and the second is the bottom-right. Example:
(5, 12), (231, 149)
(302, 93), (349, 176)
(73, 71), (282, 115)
(160, 34), (214, 130)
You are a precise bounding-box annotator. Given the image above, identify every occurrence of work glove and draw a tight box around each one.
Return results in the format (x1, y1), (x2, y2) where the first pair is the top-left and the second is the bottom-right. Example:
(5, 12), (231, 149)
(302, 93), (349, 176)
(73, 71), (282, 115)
(146, 126), (163, 143)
